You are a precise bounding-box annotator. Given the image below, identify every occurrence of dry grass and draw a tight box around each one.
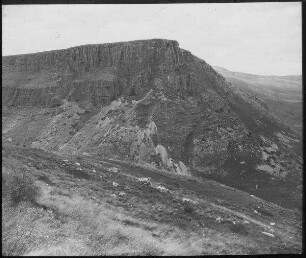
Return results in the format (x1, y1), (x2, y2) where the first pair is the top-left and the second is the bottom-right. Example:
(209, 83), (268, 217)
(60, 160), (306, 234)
(29, 186), (185, 256)
(2, 166), (39, 206)
(2, 174), (179, 255)
(229, 223), (249, 235)
(2, 174), (262, 256)
(183, 202), (194, 214)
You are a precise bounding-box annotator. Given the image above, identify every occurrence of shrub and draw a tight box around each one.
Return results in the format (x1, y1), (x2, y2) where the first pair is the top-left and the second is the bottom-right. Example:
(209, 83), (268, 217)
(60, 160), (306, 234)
(2, 167), (39, 206)
(140, 243), (163, 256)
(183, 203), (194, 214)
(256, 207), (274, 217)
(49, 96), (62, 108)
(122, 219), (140, 227)
(229, 223), (249, 235)
(177, 220), (189, 230)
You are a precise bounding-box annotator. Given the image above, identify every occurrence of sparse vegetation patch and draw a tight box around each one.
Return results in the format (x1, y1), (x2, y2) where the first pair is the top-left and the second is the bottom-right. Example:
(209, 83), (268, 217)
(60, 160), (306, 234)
(229, 223), (249, 235)
(2, 167), (40, 206)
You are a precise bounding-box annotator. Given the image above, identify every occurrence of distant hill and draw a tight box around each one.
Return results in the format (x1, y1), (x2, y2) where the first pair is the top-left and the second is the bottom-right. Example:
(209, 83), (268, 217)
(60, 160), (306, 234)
(213, 66), (302, 135)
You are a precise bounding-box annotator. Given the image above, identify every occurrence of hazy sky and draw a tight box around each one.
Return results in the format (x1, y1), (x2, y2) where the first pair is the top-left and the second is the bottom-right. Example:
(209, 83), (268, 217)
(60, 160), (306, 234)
(2, 3), (302, 75)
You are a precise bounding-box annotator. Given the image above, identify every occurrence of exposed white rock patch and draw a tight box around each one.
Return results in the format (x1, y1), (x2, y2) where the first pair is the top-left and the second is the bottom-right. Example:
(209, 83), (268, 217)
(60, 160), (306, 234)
(167, 158), (174, 169)
(182, 197), (198, 205)
(146, 120), (158, 135)
(256, 163), (285, 178)
(138, 177), (151, 184)
(177, 161), (189, 175)
(261, 151), (269, 161)
(155, 144), (169, 165)
(256, 165), (274, 174)
(157, 92), (168, 101)
(155, 144), (189, 175)
(118, 192), (126, 197)
(259, 135), (280, 165)
(109, 167), (119, 173)
(277, 132), (289, 142)
(109, 97), (126, 110)
(216, 217), (223, 223)
(262, 232), (275, 238)
(259, 135), (268, 143)
(262, 142), (278, 153)
(275, 132), (299, 143)
(156, 185), (169, 192)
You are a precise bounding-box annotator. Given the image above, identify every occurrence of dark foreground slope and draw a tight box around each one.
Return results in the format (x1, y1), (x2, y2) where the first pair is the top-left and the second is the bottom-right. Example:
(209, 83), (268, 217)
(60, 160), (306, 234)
(2, 39), (302, 210)
(213, 66), (302, 135)
(2, 145), (302, 255)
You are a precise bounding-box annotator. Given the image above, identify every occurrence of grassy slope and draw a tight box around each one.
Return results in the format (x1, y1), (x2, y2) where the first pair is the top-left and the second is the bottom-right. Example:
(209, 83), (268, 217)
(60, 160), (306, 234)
(2, 145), (302, 255)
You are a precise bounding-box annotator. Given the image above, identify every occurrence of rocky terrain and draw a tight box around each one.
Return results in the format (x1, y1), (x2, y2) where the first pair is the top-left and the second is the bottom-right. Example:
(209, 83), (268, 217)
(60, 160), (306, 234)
(2, 39), (303, 255)
(213, 66), (302, 135)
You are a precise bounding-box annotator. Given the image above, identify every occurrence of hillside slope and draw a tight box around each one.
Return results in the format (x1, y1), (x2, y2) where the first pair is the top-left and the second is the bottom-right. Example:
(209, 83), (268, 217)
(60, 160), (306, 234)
(213, 66), (302, 135)
(2, 145), (302, 255)
(2, 39), (302, 210)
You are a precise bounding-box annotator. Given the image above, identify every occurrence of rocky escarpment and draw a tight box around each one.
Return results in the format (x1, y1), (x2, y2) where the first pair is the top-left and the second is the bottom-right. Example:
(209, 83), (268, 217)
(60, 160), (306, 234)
(2, 39), (302, 209)
(3, 40), (195, 107)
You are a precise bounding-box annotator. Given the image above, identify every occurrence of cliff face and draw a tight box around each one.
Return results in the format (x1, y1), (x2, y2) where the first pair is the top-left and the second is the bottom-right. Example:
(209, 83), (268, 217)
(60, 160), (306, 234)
(2, 39), (183, 72)
(2, 39), (302, 209)
(2, 39), (194, 106)
(2, 39), (232, 108)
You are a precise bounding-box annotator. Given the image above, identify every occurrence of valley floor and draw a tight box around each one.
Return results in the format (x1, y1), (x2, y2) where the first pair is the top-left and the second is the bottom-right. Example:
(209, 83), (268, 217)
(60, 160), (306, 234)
(2, 145), (302, 255)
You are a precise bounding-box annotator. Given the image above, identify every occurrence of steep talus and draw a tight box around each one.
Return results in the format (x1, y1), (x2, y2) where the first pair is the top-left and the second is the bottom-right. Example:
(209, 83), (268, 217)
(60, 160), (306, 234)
(2, 39), (302, 209)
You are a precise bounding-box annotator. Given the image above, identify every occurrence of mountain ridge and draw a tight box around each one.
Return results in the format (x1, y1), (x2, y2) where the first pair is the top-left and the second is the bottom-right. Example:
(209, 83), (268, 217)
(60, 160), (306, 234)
(213, 66), (302, 78)
(2, 39), (181, 58)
